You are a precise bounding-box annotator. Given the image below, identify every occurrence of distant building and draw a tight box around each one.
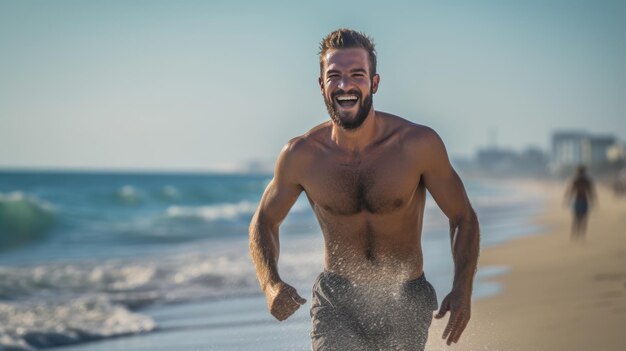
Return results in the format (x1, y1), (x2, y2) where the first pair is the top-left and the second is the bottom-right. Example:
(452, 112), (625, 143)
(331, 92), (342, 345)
(476, 148), (517, 171)
(551, 131), (618, 173)
(469, 146), (548, 176)
(552, 132), (586, 169)
(590, 136), (617, 164)
(519, 147), (549, 171)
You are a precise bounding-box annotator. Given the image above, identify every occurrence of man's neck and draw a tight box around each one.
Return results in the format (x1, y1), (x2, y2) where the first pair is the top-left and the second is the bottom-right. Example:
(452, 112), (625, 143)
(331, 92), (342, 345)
(330, 109), (379, 152)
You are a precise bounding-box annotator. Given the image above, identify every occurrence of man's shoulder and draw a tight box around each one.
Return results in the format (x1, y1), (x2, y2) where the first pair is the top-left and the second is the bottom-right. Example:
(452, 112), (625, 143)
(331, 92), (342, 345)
(282, 122), (331, 155)
(378, 112), (442, 148)
(278, 122), (331, 167)
(379, 113), (452, 174)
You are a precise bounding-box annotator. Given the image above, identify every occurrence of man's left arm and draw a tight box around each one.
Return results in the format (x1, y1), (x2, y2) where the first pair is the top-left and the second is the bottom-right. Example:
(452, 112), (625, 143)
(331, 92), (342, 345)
(416, 128), (480, 346)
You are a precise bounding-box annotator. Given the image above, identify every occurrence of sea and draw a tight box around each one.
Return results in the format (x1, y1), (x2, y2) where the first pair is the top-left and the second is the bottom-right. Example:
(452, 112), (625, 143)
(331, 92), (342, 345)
(0, 171), (545, 351)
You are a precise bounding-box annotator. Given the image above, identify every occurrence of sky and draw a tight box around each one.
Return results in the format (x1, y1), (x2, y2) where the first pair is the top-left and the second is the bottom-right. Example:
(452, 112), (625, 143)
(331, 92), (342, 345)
(1, 0), (624, 172)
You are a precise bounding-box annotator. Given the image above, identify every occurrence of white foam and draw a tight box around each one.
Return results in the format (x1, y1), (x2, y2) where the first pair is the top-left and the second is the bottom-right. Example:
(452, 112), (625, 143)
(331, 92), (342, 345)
(165, 201), (257, 221)
(0, 297), (155, 350)
(116, 185), (140, 204)
(0, 191), (55, 213)
(0, 253), (254, 304)
(0, 249), (270, 349)
(164, 197), (313, 223)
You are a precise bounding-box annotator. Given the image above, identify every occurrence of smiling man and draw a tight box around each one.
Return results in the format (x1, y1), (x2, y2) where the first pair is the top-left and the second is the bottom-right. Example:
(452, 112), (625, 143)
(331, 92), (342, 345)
(249, 28), (480, 350)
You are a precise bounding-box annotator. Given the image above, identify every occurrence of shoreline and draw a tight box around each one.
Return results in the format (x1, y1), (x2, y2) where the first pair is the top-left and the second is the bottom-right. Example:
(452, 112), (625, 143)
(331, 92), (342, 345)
(426, 180), (626, 350)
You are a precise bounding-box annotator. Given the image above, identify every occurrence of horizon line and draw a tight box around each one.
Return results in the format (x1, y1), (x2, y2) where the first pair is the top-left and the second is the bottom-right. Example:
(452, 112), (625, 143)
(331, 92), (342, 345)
(0, 165), (273, 176)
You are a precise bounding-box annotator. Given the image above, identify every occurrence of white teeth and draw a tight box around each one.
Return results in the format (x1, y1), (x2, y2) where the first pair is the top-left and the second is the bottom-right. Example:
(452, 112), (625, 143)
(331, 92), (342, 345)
(336, 95), (358, 101)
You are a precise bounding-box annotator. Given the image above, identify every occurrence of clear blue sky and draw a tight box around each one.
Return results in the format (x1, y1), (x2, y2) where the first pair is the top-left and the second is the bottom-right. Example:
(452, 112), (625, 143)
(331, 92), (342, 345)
(1, 0), (624, 171)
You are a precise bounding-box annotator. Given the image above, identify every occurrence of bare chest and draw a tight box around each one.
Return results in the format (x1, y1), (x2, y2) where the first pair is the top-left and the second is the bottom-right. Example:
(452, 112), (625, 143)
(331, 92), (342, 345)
(302, 152), (420, 216)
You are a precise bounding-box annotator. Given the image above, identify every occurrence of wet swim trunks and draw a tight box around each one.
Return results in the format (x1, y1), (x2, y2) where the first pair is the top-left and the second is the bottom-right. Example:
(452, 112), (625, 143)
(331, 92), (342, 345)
(310, 271), (438, 351)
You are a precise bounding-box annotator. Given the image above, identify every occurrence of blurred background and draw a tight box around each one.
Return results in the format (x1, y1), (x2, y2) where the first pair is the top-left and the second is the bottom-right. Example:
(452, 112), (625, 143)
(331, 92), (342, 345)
(0, 1), (624, 350)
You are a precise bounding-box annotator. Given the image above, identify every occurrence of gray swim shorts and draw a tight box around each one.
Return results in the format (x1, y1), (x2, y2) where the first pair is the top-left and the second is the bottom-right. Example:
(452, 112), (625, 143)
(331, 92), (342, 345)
(310, 271), (438, 351)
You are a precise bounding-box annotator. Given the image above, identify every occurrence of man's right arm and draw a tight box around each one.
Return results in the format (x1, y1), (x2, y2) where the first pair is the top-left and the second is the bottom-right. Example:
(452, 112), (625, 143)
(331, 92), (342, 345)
(249, 139), (307, 321)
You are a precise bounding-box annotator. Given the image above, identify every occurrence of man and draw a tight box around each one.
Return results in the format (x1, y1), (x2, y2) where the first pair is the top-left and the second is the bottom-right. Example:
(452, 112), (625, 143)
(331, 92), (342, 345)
(565, 165), (596, 239)
(249, 29), (480, 350)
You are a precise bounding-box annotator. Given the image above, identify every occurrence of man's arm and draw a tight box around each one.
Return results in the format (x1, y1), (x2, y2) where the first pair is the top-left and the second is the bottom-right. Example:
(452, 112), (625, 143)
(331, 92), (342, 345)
(249, 140), (307, 321)
(417, 129), (480, 345)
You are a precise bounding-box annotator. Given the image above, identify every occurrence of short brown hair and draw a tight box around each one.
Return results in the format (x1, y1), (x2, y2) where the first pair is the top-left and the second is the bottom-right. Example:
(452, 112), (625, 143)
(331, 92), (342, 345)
(319, 28), (377, 78)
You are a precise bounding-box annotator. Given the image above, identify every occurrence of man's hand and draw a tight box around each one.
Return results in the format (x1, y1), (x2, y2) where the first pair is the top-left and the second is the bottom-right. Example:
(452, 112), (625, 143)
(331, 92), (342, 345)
(434, 289), (471, 345)
(264, 281), (307, 321)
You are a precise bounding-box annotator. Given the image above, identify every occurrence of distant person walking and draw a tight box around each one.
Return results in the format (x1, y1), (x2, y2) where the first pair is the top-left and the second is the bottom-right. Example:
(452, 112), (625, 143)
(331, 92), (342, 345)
(565, 165), (596, 239)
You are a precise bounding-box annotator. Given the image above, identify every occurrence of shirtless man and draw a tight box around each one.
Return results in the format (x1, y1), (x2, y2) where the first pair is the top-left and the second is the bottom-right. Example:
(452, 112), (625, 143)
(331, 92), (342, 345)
(249, 29), (480, 350)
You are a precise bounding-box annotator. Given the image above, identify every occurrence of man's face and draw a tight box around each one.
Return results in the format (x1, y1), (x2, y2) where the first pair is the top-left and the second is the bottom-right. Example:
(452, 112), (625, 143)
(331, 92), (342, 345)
(319, 48), (380, 130)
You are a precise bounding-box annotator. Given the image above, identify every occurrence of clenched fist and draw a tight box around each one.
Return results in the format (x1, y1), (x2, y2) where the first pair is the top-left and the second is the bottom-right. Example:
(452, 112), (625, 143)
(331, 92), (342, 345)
(264, 281), (307, 321)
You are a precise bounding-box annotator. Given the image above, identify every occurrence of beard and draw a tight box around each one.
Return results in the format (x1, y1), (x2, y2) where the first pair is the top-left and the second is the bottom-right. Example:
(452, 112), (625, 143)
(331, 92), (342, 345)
(324, 89), (373, 130)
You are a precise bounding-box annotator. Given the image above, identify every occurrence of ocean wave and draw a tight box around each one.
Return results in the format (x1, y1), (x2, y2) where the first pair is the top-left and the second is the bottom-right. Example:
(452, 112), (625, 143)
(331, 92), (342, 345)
(115, 185), (141, 205)
(0, 250), (265, 350)
(0, 235), (324, 307)
(0, 252), (261, 304)
(163, 199), (312, 224)
(0, 232), (325, 349)
(165, 201), (257, 222)
(157, 185), (180, 201)
(0, 297), (155, 350)
(0, 192), (56, 251)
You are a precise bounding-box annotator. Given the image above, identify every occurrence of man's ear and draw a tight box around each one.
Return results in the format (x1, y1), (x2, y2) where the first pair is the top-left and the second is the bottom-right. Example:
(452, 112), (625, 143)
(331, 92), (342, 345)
(318, 76), (324, 94)
(371, 74), (380, 94)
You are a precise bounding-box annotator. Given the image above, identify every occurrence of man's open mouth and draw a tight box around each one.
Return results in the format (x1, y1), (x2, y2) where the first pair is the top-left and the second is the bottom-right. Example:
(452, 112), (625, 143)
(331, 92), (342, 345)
(335, 94), (359, 108)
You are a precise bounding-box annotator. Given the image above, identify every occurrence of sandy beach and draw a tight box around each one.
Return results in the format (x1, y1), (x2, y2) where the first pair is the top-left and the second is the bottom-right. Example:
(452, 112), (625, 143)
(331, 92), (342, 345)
(427, 180), (626, 351)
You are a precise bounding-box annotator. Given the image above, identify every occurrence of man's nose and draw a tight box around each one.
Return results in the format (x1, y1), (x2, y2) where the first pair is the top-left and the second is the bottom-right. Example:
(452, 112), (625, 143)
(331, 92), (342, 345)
(337, 75), (353, 90)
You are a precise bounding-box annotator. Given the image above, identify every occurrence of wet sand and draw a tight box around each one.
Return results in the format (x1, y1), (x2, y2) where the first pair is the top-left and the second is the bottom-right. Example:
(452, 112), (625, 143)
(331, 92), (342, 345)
(427, 180), (626, 350)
